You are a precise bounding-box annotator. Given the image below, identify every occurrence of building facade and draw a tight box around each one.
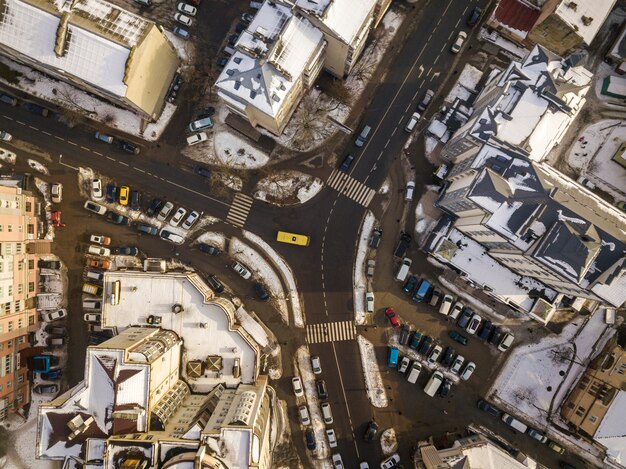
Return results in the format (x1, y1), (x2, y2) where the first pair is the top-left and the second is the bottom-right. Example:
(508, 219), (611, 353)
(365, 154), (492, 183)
(0, 181), (42, 420)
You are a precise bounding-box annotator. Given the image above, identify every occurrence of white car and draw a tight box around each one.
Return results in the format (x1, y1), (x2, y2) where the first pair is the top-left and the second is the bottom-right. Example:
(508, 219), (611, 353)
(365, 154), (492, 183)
(89, 235), (111, 245)
(51, 183), (62, 203)
(449, 301), (463, 320)
(186, 132), (208, 146)
(359, 463), (369, 469)
(404, 112), (420, 132)
(466, 313), (482, 335)
(43, 309), (67, 321)
(84, 313), (101, 323)
(182, 210), (200, 230)
(232, 261), (252, 279)
(177, 2), (197, 16)
(311, 355), (322, 374)
(381, 453), (400, 469)
(451, 31), (467, 53)
(298, 405), (310, 425)
(157, 201), (174, 221)
(175, 12), (193, 26)
(365, 291), (374, 313)
(92, 179), (103, 200)
(450, 355), (465, 374)
(159, 229), (184, 244)
(84, 200), (107, 215)
(332, 454), (344, 469)
(326, 429), (337, 448)
(427, 345), (442, 365)
(398, 356), (410, 374)
(88, 245), (111, 256)
(169, 207), (187, 227)
(0, 130), (12, 142)
(292, 377), (304, 397)
(461, 361), (476, 381)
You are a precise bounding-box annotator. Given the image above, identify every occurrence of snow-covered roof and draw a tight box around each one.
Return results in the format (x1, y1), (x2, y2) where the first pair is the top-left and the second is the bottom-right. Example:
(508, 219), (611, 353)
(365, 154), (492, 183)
(462, 441), (528, 468)
(554, 0), (616, 45)
(595, 390), (626, 465)
(101, 271), (260, 390)
(216, 1), (323, 118)
(294, 0), (376, 44)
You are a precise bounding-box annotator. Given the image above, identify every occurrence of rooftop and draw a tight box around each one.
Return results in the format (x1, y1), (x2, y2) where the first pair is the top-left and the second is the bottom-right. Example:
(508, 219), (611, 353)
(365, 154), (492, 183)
(491, 0), (541, 38)
(595, 390), (626, 465)
(554, 0), (616, 45)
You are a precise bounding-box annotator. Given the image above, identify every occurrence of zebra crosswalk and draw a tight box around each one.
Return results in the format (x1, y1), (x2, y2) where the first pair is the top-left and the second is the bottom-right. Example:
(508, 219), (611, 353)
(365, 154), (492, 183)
(226, 193), (254, 228)
(306, 320), (357, 344)
(326, 169), (376, 207)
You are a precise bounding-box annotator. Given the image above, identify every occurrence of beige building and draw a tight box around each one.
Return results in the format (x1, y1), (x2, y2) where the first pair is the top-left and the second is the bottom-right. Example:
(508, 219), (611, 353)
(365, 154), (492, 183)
(487, 0), (616, 56)
(0, 179), (46, 420)
(0, 0), (180, 122)
(216, 1), (326, 135)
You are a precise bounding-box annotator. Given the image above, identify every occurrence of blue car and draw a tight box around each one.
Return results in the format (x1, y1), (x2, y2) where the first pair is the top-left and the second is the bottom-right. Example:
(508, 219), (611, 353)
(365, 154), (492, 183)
(41, 369), (62, 380)
(339, 154), (355, 171)
(106, 184), (117, 203)
(173, 26), (189, 38)
(403, 275), (417, 294)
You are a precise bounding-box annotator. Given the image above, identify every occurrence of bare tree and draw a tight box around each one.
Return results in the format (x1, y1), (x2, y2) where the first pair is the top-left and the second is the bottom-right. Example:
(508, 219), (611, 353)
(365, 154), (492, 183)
(53, 84), (97, 115)
(289, 93), (335, 151)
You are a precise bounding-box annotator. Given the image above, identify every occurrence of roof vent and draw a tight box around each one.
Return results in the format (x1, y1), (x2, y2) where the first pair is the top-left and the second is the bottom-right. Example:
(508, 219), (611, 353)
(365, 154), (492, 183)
(271, 93), (280, 102)
(226, 69), (234, 76)
(172, 304), (184, 314)
(250, 91), (257, 99)
(234, 81), (241, 90)
(233, 57), (242, 64)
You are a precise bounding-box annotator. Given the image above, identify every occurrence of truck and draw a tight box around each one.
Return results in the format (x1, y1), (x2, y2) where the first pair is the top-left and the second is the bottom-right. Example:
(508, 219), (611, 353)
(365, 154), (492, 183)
(30, 355), (60, 373)
(395, 258), (412, 282)
(388, 347), (399, 368)
(412, 279), (431, 302)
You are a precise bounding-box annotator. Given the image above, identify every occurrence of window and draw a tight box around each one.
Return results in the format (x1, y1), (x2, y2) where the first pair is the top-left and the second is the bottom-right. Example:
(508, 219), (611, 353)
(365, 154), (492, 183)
(17, 318), (23, 329)
(3, 303), (9, 314)
(589, 415), (598, 423)
(16, 336), (24, 345)
(575, 406), (586, 417)
(17, 284), (22, 294)
(28, 315), (34, 326)
(28, 282), (34, 293)
(28, 259), (34, 270)
(7, 225), (11, 233)
(27, 224), (33, 235)
(7, 286), (11, 296)
(14, 301), (20, 311)
(16, 244), (21, 254)
(0, 225), (2, 232)
(25, 202), (31, 212)
(17, 374), (23, 385)
(7, 322), (13, 332)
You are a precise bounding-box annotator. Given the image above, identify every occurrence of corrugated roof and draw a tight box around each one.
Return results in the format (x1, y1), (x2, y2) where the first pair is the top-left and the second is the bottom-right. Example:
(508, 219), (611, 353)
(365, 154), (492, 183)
(493, 0), (541, 34)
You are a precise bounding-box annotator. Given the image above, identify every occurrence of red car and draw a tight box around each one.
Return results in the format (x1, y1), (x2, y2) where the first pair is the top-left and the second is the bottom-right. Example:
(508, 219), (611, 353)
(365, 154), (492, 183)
(385, 308), (401, 328)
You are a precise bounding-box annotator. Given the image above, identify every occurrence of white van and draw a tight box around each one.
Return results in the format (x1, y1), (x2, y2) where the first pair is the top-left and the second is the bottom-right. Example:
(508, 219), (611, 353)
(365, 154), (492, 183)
(355, 125), (371, 147)
(424, 371), (443, 397)
(501, 413), (528, 432)
(321, 403), (333, 424)
(405, 181), (415, 201)
(396, 257), (412, 282)
(407, 361), (421, 384)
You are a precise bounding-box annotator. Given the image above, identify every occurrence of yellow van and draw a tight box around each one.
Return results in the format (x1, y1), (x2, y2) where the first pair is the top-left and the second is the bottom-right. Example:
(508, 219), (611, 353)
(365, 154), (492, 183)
(276, 231), (310, 246)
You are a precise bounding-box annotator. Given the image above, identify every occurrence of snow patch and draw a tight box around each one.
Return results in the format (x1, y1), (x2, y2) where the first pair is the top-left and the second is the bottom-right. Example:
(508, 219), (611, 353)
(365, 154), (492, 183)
(354, 211), (375, 325)
(357, 335), (388, 408)
(27, 159), (49, 175)
(380, 427), (397, 455)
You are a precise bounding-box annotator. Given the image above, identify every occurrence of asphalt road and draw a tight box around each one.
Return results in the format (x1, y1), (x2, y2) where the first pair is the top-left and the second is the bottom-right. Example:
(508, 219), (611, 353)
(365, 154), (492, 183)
(0, 0), (593, 467)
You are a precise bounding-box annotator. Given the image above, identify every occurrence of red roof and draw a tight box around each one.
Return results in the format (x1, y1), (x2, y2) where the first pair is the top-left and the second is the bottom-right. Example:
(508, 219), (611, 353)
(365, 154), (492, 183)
(493, 0), (541, 33)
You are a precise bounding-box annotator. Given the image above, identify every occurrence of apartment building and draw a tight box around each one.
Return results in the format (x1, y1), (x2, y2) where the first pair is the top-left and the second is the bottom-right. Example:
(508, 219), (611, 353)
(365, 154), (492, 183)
(487, 0), (616, 56)
(561, 343), (626, 466)
(0, 0), (180, 122)
(216, 1), (326, 135)
(0, 180), (42, 420)
(431, 141), (626, 320)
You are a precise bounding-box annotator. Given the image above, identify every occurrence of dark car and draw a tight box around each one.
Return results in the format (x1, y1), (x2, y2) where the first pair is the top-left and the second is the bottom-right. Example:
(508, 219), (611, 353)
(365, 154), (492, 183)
(136, 223), (158, 235)
(106, 184), (118, 204)
(25, 103), (50, 116)
(467, 6), (482, 26)
(113, 247), (139, 256)
(438, 378), (451, 398)
(167, 73), (183, 103)
(89, 334), (107, 345)
(206, 274), (224, 293)
(369, 228), (382, 249)
(105, 212), (130, 225)
(478, 319), (494, 341)
(119, 140), (140, 154)
(130, 191), (141, 211)
(45, 325), (66, 335)
(173, 25), (190, 39)
(363, 420), (378, 442)
(194, 165), (211, 178)
(489, 327), (505, 346)
(305, 429), (316, 450)
(416, 89), (434, 112)
(34, 384), (59, 394)
(441, 346), (456, 367)
(235, 22), (247, 33)
(146, 198), (163, 217)
(339, 154), (355, 171)
(409, 330), (422, 349)
(0, 94), (17, 106)
(216, 56), (228, 68)
(394, 232), (412, 258)
(399, 324), (411, 345)
(457, 308), (473, 329)
(448, 330), (468, 346)
(477, 399), (501, 418)
(254, 283), (270, 301)
(41, 369), (62, 380)
(403, 275), (417, 294)
(198, 243), (220, 255)
(241, 12), (254, 24)
(38, 260), (61, 270)
(418, 336), (433, 355)
(228, 34), (239, 46)
(316, 379), (328, 400)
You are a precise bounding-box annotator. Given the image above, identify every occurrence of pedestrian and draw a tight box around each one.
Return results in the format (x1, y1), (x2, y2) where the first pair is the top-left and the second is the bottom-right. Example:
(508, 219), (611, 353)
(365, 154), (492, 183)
(583, 153), (588, 156)
(443, 410), (448, 415)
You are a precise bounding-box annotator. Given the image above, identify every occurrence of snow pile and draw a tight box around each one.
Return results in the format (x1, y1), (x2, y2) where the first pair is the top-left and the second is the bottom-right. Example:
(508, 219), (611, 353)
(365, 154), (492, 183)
(414, 197), (436, 239)
(424, 136), (440, 164)
(243, 231), (303, 327)
(445, 64), (483, 103)
(357, 335), (388, 408)
(354, 211), (376, 325)
(209, 132), (270, 169)
(0, 147), (16, 164)
(195, 232), (227, 251)
(253, 171), (322, 206)
(295, 346), (329, 460)
(235, 306), (270, 348)
(28, 159), (49, 175)
(229, 236), (289, 324)
(214, 173), (243, 192)
(380, 427), (397, 455)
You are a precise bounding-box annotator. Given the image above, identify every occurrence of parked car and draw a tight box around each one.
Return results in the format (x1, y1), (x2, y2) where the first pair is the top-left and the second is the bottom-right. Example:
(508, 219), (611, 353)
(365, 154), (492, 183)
(182, 210), (200, 229)
(170, 207), (187, 227)
(88, 245), (110, 256)
(429, 288), (442, 307)
(189, 117), (213, 132)
(51, 183), (62, 203)
(45, 325), (66, 335)
(439, 294), (453, 315)
(441, 346), (456, 367)
(450, 355), (465, 374)
(311, 356), (322, 374)
(41, 369), (62, 380)
(118, 186), (130, 205)
(460, 361), (476, 381)
(42, 309), (67, 322)
(366, 259), (375, 277)
(136, 223), (158, 235)
(186, 132), (208, 145)
(427, 345), (443, 365)
(467, 6), (482, 26)
(95, 131), (113, 143)
(159, 229), (184, 244)
(448, 330), (468, 346)
(449, 301), (463, 321)
(46, 336), (65, 347)
(175, 12), (193, 25)
(232, 261), (252, 279)
(89, 234), (111, 245)
(527, 428), (548, 443)
(380, 454), (400, 469)
(316, 379), (328, 400)
(34, 384), (59, 394)
(205, 274), (224, 293)
(398, 356), (410, 374)
(498, 333), (515, 352)
(451, 31), (467, 53)
(105, 212), (129, 225)
(399, 324), (411, 345)
(119, 140), (140, 154)
(193, 165), (211, 178)
(457, 308), (473, 329)
(87, 259), (110, 269)
(548, 441), (565, 454)
(39, 260), (61, 269)
(478, 319), (493, 341)
(403, 275), (417, 294)
(114, 247), (139, 256)
(241, 12), (254, 24)
(326, 428), (337, 448)
(365, 291), (374, 312)
(438, 378), (451, 398)
(331, 454), (343, 468)
(339, 154), (355, 171)
(363, 420), (378, 442)
(305, 429), (316, 450)
(369, 228), (382, 249)
(146, 198), (163, 217)
(466, 313), (482, 335)
(105, 183), (117, 203)
(416, 89), (434, 112)
(172, 25), (189, 38)
(157, 201), (174, 221)
(130, 191), (141, 211)
(92, 179), (103, 200)
(418, 335), (433, 355)
(84, 313), (101, 323)
(298, 405), (310, 425)
(489, 327), (505, 347)
(0, 94), (17, 106)
(84, 200), (107, 215)
(409, 330), (422, 349)
(198, 243), (220, 255)
(384, 307), (400, 328)
(254, 283), (269, 301)
(25, 103), (50, 116)
(292, 376), (304, 397)
(477, 399), (501, 418)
